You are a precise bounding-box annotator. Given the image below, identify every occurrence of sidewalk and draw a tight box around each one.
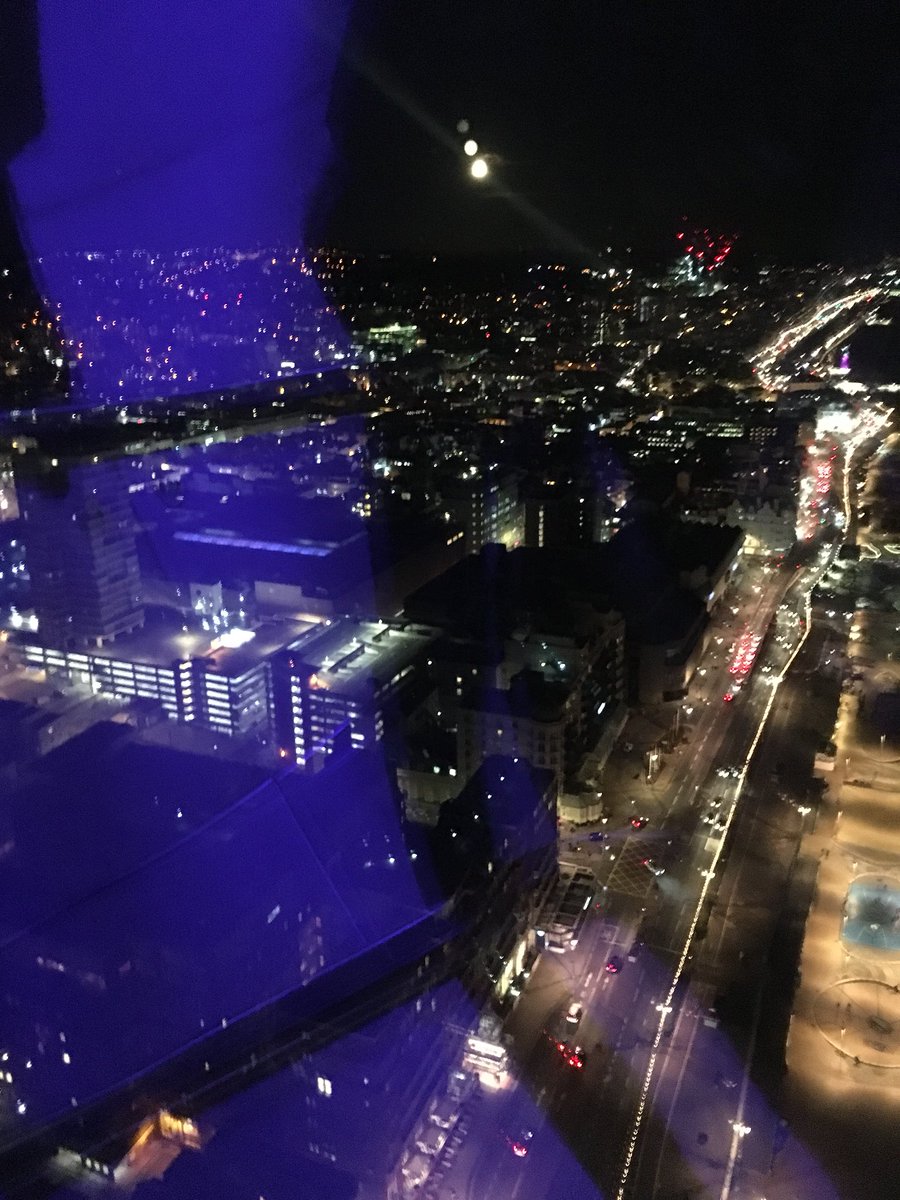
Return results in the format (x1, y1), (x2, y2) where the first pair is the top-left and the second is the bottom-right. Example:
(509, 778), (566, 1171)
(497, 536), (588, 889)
(584, 709), (686, 822)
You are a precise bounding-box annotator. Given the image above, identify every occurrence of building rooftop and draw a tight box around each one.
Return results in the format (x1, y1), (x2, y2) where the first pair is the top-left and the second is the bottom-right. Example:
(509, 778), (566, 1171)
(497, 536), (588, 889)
(22, 614), (314, 675)
(284, 618), (435, 695)
(0, 727), (445, 1141)
(460, 669), (571, 723)
(137, 483), (457, 599)
(404, 544), (618, 640)
(109, 980), (475, 1200)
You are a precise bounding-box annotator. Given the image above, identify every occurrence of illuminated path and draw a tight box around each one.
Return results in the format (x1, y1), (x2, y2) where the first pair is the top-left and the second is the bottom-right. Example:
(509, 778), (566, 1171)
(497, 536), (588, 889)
(615, 554), (834, 1200)
(619, 412), (889, 1198)
(751, 282), (898, 388)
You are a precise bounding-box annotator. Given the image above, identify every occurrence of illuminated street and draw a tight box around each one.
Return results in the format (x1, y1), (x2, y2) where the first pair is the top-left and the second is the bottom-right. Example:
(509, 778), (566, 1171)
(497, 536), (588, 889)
(422, 408), (897, 1200)
(2, 13), (900, 1197)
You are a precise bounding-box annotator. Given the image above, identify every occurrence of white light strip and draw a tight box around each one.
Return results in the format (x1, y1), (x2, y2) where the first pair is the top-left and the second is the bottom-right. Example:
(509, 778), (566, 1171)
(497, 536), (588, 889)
(617, 553), (830, 1200)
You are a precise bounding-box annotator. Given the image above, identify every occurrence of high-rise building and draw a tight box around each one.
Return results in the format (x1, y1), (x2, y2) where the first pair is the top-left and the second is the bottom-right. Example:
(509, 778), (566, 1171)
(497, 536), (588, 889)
(438, 470), (520, 554)
(16, 456), (142, 648)
(522, 484), (596, 549)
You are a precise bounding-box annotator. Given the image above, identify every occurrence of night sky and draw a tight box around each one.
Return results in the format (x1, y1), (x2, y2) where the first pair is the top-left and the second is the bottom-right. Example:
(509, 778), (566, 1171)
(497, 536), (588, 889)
(320, 0), (900, 261)
(2, 0), (899, 264)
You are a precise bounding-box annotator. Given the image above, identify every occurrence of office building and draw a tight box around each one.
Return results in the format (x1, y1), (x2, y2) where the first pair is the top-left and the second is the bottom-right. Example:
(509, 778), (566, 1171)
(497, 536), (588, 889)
(272, 618), (436, 769)
(438, 469), (521, 553)
(17, 456), (143, 648)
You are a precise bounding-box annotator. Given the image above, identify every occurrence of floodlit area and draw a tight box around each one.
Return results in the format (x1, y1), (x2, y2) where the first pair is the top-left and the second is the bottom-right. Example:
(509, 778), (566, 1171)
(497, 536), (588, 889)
(787, 620), (900, 1189)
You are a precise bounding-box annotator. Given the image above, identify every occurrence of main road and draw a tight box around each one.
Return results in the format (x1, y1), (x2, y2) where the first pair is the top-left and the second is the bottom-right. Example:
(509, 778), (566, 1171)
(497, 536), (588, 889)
(436, 547), (817, 1200)
(435, 407), (895, 1200)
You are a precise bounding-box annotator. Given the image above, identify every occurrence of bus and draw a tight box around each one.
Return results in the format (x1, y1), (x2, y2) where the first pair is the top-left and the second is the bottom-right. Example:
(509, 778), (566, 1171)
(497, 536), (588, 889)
(539, 869), (593, 952)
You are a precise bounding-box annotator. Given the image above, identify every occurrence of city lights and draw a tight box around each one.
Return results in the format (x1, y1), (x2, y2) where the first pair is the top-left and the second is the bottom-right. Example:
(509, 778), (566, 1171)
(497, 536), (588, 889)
(1, 37), (899, 1195)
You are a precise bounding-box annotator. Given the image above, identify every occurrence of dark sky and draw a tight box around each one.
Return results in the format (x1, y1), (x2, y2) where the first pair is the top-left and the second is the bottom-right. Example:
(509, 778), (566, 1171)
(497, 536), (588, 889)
(2, 1), (898, 265)
(319, 0), (900, 261)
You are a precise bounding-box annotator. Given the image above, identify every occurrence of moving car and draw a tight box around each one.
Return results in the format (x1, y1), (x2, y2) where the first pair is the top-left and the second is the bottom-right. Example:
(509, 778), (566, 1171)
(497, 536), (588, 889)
(560, 1044), (585, 1069)
(566, 1001), (583, 1026)
(547, 1028), (586, 1069)
(606, 955), (622, 974)
(642, 857), (665, 876)
(507, 1128), (534, 1158)
(630, 816), (649, 829)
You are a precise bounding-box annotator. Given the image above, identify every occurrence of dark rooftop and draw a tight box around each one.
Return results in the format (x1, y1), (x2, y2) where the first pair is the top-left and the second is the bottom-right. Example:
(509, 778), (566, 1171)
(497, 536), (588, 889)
(404, 544), (617, 640)
(0, 727), (443, 1140)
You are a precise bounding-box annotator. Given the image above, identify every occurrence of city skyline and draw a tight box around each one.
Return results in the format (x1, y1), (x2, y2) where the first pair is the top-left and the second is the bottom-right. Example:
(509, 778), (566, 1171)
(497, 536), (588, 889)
(1, 8), (900, 1200)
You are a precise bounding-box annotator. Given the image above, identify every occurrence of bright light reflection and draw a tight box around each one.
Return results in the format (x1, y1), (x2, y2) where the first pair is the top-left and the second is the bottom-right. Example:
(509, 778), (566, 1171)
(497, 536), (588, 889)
(617, 553), (830, 1200)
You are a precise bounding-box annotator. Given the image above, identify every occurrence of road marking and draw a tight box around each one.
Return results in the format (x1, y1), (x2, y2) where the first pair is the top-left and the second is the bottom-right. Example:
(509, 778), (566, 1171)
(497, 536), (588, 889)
(616, 555), (829, 1200)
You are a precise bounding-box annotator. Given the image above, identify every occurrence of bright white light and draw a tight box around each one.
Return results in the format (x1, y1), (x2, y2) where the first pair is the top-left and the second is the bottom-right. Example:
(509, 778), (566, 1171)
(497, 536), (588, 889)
(470, 157), (489, 180)
(463, 138), (479, 156)
(209, 627), (256, 651)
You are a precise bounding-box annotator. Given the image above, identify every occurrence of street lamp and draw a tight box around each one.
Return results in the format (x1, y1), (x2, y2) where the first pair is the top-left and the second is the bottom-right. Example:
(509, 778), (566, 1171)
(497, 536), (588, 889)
(470, 157), (489, 180)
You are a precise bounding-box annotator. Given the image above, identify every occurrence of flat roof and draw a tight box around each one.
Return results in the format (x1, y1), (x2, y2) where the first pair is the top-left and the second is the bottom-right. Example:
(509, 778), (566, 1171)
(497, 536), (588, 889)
(109, 980), (475, 1200)
(286, 619), (435, 693)
(0, 728), (443, 1139)
(25, 616), (314, 675)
